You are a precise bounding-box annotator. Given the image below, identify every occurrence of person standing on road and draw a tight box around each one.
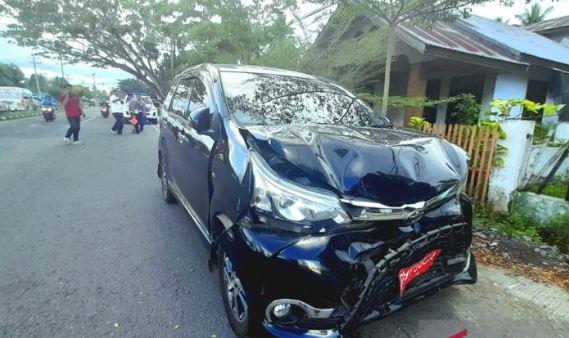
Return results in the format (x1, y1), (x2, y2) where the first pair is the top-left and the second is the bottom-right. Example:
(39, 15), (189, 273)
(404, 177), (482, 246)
(110, 95), (124, 135)
(128, 94), (145, 134)
(59, 87), (85, 145)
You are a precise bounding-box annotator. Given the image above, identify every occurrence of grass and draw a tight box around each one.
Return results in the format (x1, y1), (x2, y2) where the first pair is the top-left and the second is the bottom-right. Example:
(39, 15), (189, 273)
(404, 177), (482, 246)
(0, 110), (41, 121)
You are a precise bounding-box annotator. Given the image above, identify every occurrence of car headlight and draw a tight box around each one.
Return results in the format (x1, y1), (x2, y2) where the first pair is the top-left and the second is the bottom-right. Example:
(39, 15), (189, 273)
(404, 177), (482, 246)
(250, 152), (350, 227)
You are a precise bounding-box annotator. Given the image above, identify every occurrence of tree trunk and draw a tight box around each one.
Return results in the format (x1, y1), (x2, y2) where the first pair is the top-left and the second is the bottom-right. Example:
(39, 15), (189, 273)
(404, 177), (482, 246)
(381, 23), (396, 116)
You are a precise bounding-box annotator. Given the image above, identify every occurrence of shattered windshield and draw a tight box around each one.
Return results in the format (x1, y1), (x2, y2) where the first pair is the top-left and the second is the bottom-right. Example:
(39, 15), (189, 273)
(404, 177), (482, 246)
(220, 71), (390, 128)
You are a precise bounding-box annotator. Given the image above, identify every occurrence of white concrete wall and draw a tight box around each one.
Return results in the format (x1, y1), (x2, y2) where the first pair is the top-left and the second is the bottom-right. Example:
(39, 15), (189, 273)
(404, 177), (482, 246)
(525, 145), (569, 180)
(488, 120), (536, 212)
(491, 72), (530, 118)
(480, 74), (497, 115)
(511, 192), (569, 225)
(555, 122), (569, 142)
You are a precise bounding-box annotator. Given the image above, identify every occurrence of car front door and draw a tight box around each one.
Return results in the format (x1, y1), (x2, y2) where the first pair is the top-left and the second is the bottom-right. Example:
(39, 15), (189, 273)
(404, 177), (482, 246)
(176, 75), (217, 239)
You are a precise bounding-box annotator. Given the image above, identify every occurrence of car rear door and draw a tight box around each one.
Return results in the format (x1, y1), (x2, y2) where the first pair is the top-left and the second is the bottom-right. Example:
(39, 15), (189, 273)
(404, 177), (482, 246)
(176, 75), (217, 237)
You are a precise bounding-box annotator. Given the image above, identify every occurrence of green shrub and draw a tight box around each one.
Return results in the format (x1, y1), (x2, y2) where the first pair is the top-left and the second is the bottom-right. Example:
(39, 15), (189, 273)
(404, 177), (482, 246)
(474, 204), (542, 242)
(475, 203), (569, 253)
(539, 214), (569, 254)
(533, 124), (550, 145)
(526, 182), (568, 199)
(449, 94), (480, 125)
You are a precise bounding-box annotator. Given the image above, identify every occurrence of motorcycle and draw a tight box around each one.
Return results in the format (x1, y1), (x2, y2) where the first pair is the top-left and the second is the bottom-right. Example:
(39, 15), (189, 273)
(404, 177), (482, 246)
(42, 105), (56, 122)
(100, 105), (110, 118)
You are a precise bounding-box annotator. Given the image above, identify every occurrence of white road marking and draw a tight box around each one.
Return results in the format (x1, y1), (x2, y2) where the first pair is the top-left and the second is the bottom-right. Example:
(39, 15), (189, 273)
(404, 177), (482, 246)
(81, 116), (97, 124)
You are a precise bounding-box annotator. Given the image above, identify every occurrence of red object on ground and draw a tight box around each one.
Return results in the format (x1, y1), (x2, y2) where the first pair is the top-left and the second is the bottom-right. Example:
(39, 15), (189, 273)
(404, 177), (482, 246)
(449, 329), (468, 338)
(398, 249), (442, 296)
(59, 93), (82, 118)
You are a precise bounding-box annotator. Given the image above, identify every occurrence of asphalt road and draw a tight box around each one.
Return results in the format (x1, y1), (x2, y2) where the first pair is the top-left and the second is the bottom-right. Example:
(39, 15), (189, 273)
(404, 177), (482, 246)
(1, 108), (568, 338)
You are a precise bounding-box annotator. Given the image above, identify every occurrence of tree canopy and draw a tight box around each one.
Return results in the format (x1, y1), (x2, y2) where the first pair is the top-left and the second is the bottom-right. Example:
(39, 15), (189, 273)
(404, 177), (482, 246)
(116, 78), (150, 94)
(0, 62), (26, 87)
(1, 0), (300, 99)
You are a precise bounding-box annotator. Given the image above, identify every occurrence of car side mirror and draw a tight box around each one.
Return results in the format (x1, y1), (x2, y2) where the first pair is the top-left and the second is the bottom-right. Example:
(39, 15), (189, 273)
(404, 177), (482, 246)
(189, 106), (211, 133)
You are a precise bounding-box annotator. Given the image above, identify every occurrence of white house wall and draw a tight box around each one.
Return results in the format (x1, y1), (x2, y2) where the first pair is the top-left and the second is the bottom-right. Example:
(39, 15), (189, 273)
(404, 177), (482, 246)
(488, 120), (536, 211)
(492, 72), (530, 118)
(481, 74), (497, 115)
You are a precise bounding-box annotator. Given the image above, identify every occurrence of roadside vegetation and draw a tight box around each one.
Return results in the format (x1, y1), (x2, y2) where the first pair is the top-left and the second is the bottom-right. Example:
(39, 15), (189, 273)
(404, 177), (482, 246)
(475, 203), (569, 254)
(0, 109), (41, 121)
(525, 181), (568, 200)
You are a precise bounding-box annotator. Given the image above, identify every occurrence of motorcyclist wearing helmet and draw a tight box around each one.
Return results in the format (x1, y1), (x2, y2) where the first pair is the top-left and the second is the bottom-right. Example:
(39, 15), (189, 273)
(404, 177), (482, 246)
(41, 95), (56, 110)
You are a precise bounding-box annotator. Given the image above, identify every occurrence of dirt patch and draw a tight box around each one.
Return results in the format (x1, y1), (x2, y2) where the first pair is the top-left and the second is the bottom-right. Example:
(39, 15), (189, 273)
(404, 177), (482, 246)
(472, 229), (569, 293)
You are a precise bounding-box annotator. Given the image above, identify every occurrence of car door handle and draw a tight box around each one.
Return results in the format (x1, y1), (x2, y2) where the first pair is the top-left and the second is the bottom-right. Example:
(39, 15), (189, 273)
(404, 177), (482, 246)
(178, 132), (189, 144)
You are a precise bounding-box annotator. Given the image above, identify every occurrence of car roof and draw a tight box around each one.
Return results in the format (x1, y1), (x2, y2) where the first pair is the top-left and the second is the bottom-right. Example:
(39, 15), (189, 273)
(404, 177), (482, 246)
(173, 64), (354, 99)
(177, 64), (319, 81)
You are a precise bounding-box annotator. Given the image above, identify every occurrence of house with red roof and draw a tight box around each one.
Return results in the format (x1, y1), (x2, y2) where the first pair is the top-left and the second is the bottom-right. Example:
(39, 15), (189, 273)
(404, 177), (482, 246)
(313, 13), (569, 127)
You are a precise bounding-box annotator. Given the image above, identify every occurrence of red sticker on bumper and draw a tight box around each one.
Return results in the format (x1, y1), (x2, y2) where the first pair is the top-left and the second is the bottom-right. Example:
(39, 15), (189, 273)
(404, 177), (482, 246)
(398, 249), (442, 296)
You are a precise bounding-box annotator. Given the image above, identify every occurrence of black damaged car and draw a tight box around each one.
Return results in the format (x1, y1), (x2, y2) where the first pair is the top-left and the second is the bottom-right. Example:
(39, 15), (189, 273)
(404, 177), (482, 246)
(157, 64), (477, 337)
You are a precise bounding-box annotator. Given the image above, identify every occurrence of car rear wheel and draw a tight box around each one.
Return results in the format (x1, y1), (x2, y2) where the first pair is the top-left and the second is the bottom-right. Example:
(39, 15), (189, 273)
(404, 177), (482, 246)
(160, 158), (176, 204)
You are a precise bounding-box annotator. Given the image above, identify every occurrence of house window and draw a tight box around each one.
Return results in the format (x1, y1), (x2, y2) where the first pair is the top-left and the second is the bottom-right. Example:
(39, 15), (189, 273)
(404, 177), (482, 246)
(423, 78), (441, 124)
(445, 75), (484, 124)
(525, 80), (549, 122)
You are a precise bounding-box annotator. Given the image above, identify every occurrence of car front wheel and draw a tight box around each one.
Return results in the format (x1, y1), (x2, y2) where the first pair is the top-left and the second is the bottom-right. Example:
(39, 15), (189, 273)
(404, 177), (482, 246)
(218, 248), (251, 337)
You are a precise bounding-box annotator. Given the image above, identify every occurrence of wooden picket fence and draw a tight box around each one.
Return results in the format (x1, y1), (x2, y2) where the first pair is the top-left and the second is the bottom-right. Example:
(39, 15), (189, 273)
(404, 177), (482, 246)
(420, 124), (500, 203)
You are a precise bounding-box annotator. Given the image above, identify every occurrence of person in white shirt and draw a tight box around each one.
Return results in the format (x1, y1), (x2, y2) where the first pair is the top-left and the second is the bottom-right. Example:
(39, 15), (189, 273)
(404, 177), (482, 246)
(110, 95), (124, 135)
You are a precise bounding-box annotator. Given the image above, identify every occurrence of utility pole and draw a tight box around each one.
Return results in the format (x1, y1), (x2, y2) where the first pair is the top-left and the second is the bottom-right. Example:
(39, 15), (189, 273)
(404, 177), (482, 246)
(170, 41), (175, 75)
(59, 53), (65, 84)
(31, 54), (42, 97)
(91, 73), (96, 100)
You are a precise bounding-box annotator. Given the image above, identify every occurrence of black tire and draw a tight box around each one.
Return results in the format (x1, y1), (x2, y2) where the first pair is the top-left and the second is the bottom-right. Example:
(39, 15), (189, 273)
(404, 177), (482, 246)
(160, 157), (177, 204)
(218, 247), (251, 338)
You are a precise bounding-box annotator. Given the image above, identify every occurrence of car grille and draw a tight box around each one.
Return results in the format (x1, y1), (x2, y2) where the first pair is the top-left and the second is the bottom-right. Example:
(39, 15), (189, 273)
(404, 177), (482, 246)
(340, 223), (470, 329)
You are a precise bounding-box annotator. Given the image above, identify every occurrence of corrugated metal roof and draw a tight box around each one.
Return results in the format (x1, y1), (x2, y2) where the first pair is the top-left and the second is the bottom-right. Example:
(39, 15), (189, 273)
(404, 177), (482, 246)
(527, 15), (569, 33)
(467, 15), (569, 66)
(398, 19), (523, 65)
(398, 15), (569, 69)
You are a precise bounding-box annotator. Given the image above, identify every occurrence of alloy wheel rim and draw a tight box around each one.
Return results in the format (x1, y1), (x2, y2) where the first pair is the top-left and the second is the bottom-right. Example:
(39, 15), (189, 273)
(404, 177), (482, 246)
(223, 254), (248, 323)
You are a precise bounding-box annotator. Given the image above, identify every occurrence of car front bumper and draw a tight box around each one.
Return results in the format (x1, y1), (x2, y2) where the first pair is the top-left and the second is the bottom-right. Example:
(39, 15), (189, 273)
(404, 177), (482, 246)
(262, 252), (476, 338)
(223, 197), (476, 337)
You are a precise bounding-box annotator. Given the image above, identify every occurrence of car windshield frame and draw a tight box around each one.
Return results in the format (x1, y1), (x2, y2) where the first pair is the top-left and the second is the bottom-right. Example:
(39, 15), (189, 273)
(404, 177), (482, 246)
(219, 70), (391, 128)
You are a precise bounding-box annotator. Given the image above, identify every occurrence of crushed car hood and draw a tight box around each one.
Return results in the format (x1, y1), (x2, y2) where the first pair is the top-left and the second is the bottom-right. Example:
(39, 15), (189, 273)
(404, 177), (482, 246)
(244, 124), (468, 206)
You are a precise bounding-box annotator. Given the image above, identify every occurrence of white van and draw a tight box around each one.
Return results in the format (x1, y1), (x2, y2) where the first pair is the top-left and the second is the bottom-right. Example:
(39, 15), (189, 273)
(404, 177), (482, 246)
(0, 87), (34, 111)
(122, 94), (158, 124)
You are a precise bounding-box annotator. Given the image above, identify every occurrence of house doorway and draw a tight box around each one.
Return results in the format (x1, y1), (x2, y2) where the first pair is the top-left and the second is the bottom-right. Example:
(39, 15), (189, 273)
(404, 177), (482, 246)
(423, 78), (441, 124)
(445, 75), (484, 124)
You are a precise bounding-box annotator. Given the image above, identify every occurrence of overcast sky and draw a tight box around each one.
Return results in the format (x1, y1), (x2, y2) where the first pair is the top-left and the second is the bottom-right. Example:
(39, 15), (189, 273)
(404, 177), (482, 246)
(1, 0), (568, 91)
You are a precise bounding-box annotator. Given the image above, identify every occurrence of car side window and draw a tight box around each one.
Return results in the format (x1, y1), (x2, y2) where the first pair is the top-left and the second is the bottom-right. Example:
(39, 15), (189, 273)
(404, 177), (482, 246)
(163, 83), (177, 111)
(170, 78), (193, 118)
(188, 78), (209, 114)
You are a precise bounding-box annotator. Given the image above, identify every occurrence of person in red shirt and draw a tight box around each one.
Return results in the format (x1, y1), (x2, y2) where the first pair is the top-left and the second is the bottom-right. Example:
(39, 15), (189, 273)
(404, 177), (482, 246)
(59, 87), (85, 144)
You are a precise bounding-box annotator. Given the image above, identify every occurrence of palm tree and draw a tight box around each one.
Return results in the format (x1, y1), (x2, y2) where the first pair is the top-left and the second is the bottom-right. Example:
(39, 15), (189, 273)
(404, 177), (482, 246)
(516, 3), (554, 26)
